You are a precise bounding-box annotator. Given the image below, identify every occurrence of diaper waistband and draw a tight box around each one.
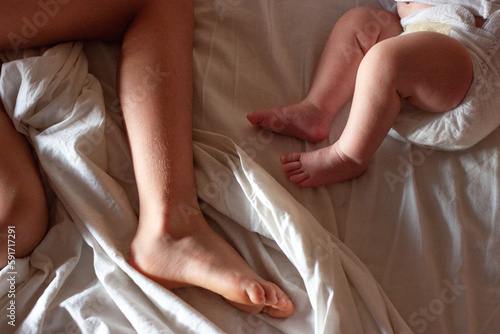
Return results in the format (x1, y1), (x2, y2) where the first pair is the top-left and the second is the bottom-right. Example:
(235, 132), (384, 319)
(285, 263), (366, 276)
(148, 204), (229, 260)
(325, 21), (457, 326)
(403, 21), (453, 35)
(401, 4), (500, 37)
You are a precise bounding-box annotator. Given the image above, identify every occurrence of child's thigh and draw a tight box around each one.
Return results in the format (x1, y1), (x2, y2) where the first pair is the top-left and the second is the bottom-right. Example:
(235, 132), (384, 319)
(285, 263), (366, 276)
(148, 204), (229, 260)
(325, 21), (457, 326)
(381, 31), (473, 112)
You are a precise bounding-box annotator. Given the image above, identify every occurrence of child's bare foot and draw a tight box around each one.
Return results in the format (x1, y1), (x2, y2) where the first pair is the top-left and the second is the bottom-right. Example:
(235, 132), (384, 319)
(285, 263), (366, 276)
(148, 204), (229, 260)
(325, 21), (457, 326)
(128, 213), (294, 318)
(247, 98), (334, 143)
(281, 142), (367, 187)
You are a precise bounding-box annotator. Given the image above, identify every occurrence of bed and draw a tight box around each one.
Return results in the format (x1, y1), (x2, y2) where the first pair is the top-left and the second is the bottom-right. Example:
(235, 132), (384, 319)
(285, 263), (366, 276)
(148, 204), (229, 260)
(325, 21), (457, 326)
(1, 0), (499, 333)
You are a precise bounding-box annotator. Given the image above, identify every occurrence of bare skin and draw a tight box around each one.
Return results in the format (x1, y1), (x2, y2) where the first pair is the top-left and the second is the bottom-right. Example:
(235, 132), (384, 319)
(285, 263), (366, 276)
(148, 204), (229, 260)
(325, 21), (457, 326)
(247, 5), (474, 187)
(0, 104), (48, 268)
(0, 0), (293, 317)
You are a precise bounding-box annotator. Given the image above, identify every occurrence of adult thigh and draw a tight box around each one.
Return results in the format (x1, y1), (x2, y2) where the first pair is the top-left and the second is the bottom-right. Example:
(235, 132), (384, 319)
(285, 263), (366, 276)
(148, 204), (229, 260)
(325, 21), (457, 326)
(0, 0), (152, 51)
(0, 104), (48, 267)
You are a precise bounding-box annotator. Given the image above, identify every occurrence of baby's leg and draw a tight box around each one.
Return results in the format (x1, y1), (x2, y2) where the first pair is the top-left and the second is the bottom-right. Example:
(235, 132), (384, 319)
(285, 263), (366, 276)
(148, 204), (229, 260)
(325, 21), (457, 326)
(0, 104), (49, 268)
(284, 32), (473, 186)
(247, 7), (402, 142)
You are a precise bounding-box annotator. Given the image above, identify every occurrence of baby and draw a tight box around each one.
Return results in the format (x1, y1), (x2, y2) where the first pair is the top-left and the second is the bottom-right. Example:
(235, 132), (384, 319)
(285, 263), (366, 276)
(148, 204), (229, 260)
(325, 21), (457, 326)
(247, 1), (500, 187)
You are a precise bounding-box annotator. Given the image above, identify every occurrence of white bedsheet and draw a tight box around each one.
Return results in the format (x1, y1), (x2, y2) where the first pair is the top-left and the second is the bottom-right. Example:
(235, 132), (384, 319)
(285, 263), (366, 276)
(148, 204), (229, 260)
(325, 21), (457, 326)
(1, 0), (499, 333)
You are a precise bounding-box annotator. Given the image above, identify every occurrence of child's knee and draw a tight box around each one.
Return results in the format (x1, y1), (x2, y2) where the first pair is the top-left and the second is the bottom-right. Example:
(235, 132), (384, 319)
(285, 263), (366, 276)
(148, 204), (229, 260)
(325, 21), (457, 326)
(359, 41), (401, 81)
(339, 7), (401, 53)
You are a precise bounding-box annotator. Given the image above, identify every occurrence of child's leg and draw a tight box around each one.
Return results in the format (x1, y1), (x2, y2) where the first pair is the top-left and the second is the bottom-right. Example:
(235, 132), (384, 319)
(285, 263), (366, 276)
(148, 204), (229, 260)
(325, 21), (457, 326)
(247, 7), (402, 142)
(284, 32), (473, 187)
(0, 104), (48, 268)
(0, 0), (293, 317)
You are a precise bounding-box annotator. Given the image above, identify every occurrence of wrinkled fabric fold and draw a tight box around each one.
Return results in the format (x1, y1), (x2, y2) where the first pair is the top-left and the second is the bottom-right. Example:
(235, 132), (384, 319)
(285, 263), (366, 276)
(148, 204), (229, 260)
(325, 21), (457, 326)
(0, 41), (410, 333)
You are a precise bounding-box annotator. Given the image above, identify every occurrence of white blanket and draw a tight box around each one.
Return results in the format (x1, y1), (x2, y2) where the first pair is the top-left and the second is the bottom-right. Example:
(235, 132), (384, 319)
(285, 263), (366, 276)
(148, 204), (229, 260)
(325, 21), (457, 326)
(1, 0), (499, 333)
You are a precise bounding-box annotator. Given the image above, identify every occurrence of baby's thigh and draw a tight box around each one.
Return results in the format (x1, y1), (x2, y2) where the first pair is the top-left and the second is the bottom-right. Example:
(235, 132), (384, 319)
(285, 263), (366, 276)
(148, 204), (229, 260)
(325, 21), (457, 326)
(388, 32), (473, 112)
(0, 104), (48, 267)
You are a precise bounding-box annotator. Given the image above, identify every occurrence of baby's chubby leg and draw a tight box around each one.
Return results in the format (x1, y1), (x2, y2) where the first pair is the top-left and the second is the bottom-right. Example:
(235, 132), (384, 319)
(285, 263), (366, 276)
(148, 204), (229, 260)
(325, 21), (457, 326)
(285, 31), (473, 186)
(247, 7), (402, 142)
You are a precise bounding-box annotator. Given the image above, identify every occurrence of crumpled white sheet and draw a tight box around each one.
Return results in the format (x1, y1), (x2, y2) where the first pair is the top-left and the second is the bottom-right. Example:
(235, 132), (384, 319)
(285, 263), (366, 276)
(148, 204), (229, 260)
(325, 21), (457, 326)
(0, 42), (210, 334)
(0, 34), (410, 334)
(192, 1), (500, 333)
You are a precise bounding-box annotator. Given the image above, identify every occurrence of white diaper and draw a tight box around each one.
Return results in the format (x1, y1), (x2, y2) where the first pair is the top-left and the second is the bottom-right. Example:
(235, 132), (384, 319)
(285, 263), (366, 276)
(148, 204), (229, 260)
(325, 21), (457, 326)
(390, 4), (500, 150)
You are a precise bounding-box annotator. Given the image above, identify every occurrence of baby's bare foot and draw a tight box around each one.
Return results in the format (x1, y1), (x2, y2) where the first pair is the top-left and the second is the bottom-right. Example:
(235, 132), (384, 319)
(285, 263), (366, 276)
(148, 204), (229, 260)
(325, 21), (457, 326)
(128, 214), (294, 318)
(247, 99), (333, 143)
(281, 142), (367, 187)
